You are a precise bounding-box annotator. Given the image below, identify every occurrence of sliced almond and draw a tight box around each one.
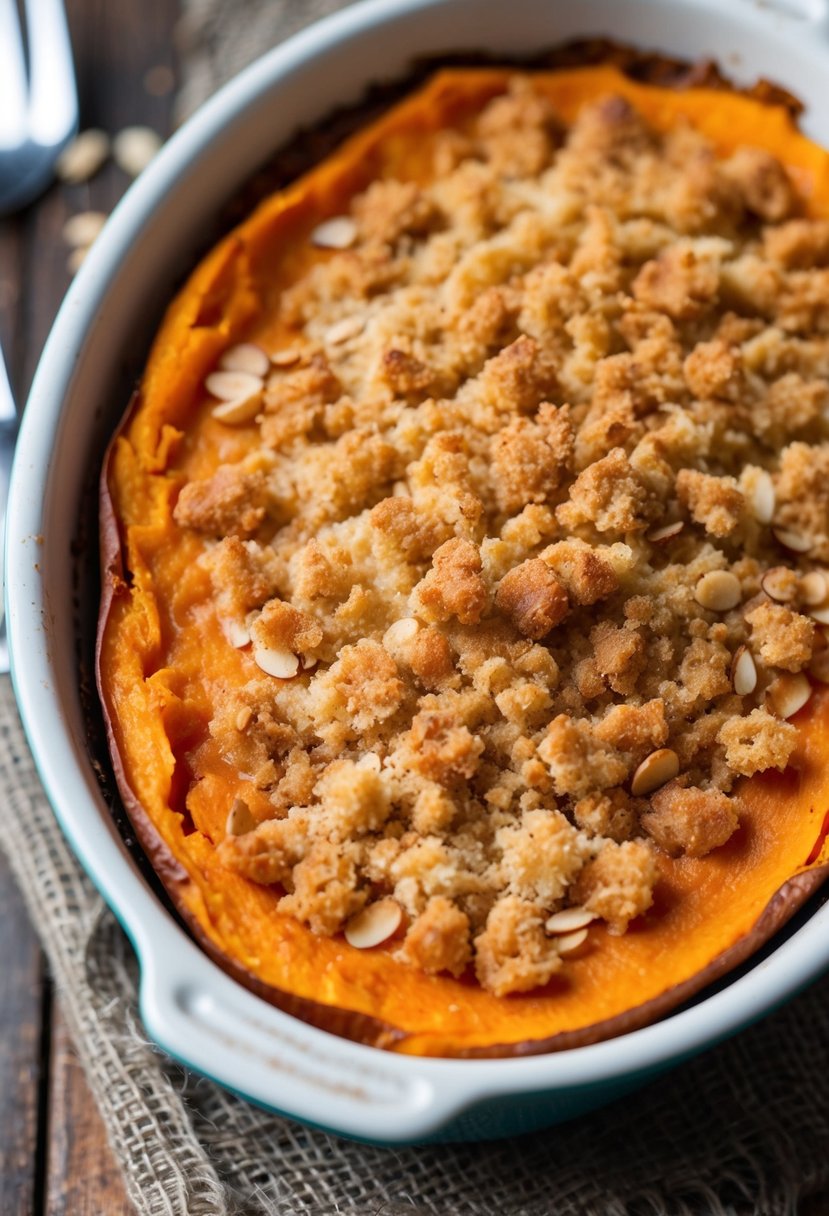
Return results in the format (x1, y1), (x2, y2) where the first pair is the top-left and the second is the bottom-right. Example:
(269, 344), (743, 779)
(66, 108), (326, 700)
(252, 644), (300, 679)
(235, 706), (253, 732)
(773, 527), (812, 554)
(383, 617), (420, 650)
(767, 672), (812, 719)
(731, 645), (758, 697)
(56, 129), (110, 183)
(545, 907), (594, 935)
(270, 348), (302, 368)
(808, 604), (829, 626)
(325, 315), (365, 346)
(219, 343), (271, 378)
(760, 566), (798, 603)
(801, 571), (829, 607)
(647, 521), (684, 543)
(556, 928), (589, 956)
(226, 798), (255, 837)
(631, 748), (679, 797)
(205, 370), (264, 401)
(62, 210), (108, 248)
(344, 899), (402, 949)
(211, 391), (262, 425)
(113, 125), (163, 177)
(748, 469), (775, 525)
(223, 619), (250, 649)
(311, 215), (357, 250)
(694, 570), (742, 612)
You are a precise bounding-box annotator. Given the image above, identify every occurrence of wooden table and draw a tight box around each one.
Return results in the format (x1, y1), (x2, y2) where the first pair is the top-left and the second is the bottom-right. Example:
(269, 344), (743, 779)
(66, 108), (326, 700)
(0, 2), (178, 1210)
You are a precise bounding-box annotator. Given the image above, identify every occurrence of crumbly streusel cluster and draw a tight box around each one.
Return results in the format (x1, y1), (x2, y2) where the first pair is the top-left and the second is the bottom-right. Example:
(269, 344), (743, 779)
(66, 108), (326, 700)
(172, 79), (829, 995)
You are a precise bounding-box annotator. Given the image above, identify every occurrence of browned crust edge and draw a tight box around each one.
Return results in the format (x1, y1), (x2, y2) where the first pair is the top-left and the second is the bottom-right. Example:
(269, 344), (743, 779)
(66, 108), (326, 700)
(94, 47), (827, 1058)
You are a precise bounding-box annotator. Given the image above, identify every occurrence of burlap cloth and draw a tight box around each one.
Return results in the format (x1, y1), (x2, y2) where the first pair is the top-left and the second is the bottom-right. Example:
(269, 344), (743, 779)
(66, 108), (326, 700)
(3, 2), (829, 1211)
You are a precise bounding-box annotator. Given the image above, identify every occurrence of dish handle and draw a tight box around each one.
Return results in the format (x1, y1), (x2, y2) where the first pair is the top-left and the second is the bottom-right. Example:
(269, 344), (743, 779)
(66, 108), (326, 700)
(136, 934), (465, 1143)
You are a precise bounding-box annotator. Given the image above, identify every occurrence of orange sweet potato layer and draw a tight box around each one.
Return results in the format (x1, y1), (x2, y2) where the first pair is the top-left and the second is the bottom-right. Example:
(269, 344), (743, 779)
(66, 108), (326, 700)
(99, 67), (829, 1056)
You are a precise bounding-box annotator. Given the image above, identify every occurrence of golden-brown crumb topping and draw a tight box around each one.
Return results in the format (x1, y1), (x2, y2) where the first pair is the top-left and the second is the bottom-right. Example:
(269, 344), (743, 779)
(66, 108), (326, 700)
(173, 79), (829, 996)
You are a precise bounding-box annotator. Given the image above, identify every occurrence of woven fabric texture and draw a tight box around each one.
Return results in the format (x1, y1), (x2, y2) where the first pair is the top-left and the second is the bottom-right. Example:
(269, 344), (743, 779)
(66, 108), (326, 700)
(3, 1), (829, 1210)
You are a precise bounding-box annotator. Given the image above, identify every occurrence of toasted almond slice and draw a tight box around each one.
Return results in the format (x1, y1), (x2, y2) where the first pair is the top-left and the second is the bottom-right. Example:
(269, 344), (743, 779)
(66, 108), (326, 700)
(748, 469), (775, 525)
(223, 619), (250, 649)
(767, 672), (812, 719)
(808, 649), (829, 683)
(205, 369), (263, 401)
(695, 570), (742, 612)
(556, 928), (589, 956)
(631, 748), (679, 797)
(311, 215), (357, 249)
(235, 706), (253, 732)
(226, 797), (255, 837)
(647, 521), (684, 543)
(809, 604), (829, 625)
(383, 617), (420, 649)
(344, 899), (402, 949)
(545, 907), (594, 935)
(773, 527), (812, 554)
(211, 391), (262, 425)
(325, 315), (365, 345)
(801, 571), (829, 607)
(760, 566), (797, 603)
(299, 653), (318, 672)
(113, 125), (163, 177)
(56, 129), (110, 183)
(270, 347), (302, 367)
(252, 644), (300, 679)
(62, 210), (108, 248)
(219, 343), (270, 378)
(731, 646), (758, 696)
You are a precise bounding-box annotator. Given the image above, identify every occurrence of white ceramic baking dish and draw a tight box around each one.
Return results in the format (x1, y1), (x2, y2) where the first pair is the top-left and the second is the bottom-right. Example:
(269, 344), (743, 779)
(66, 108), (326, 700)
(8, 0), (829, 1144)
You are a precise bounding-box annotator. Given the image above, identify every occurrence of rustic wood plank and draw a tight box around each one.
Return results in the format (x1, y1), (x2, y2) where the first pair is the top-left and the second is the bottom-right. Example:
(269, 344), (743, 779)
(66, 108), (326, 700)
(21, 0), (180, 398)
(0, 852), (47, 1216)
(45, 1005), (132, 1216)
(0, 216), (26, 390)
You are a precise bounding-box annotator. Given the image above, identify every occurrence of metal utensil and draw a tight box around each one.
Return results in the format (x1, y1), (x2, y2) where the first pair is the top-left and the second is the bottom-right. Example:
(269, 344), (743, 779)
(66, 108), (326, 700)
(0, 0), (78, 213)
(0, 0), (79, 671)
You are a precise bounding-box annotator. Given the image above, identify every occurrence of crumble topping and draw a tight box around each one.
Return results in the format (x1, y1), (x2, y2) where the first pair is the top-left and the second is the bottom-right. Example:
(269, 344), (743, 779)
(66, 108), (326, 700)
(170, 79), (829, 994)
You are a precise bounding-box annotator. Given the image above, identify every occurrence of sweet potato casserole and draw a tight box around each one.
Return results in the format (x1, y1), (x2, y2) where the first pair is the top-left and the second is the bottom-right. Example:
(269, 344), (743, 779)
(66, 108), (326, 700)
(98, 64), (829, 1055)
